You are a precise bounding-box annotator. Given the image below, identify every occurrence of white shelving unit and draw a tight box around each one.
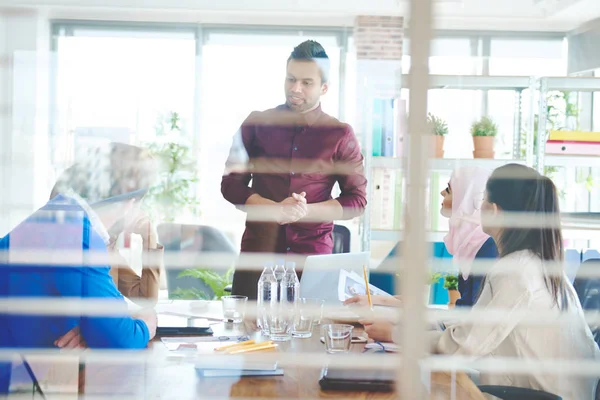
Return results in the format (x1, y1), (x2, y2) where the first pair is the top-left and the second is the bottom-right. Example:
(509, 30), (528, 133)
(371, 157), (527, 170)
(544, 155), (600, 169)
(362, 74), (537, 249)
(400, 74), (532, 91)
(535, 76), (600, 172)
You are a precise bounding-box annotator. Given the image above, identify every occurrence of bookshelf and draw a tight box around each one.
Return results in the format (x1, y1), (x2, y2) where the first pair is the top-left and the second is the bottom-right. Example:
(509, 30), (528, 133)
(360, 74), (538, 251)
(359, 75), (600, 251)
(535, 76), (600, 173)
(371, 157), (527, 170)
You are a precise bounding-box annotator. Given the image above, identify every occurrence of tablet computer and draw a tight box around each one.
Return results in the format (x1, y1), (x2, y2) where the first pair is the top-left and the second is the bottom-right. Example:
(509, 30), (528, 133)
(156, 313), (214, 336)
(318, 367), (395, 392)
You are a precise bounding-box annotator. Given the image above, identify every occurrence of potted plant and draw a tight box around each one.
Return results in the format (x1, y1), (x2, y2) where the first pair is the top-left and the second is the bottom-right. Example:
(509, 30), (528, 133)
(171, 267), (234, 300)
(471, 116), (498, 159)
(443, 275), (461, 308)
(427, 113), (448, 158)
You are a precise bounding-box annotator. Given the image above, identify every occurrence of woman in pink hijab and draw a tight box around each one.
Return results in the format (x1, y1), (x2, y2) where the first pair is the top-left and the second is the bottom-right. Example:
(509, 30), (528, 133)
(442, 166), (498, 306)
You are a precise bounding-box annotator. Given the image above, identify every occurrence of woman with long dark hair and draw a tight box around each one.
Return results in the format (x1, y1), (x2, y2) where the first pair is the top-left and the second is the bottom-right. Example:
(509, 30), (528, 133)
(365, 164), (599, 399)
(433, 164), (599, 399)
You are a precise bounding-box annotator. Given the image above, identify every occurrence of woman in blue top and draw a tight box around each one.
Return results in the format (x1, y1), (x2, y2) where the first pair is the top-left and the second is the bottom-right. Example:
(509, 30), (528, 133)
(442, 166), (498, 306)
(0, 143), (158, 394)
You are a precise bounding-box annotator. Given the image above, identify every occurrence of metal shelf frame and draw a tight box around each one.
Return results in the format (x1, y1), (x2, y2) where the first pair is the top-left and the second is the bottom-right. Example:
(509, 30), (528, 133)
(534, 76), (600, 173)
(365, 74), (536, 244)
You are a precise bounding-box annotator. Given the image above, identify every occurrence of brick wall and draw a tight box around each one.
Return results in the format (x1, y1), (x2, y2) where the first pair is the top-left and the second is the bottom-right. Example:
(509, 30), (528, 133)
(354, 15), (404, 61)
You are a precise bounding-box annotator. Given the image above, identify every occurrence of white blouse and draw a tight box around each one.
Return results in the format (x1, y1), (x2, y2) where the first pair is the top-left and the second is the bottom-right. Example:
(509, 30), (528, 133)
(432, 250), (600, 400)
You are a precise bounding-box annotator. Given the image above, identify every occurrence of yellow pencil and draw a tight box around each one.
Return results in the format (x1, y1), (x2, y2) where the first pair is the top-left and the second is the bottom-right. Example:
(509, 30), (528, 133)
(214, 339), (255, 352)
(363, 264), (373, 310)
(228, 342), (277, 354)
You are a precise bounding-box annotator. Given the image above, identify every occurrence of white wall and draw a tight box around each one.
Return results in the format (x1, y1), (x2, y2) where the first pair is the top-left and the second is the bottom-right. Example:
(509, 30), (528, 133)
(0, 9), (51, 236)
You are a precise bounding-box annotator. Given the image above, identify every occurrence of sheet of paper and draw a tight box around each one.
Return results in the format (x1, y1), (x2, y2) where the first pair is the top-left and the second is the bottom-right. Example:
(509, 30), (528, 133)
(195, 356), (278, 371)
(160, 336), (241, 351)
(337, 269), (392, 302)
(197, 369), (284, 377)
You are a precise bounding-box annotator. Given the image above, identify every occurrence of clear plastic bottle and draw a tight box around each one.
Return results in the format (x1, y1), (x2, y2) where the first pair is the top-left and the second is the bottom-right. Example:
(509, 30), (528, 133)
(273, 259), (286, 301)
(281, 261), (300, 304)
(256, 262), (277, 334)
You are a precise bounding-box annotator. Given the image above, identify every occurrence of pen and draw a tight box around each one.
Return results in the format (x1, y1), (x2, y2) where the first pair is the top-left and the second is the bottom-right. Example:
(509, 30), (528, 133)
(363, 264), (373, 310)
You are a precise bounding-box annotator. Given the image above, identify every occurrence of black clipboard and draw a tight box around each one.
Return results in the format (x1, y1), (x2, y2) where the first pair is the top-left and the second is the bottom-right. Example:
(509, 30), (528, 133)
(318, 367), (396, 392)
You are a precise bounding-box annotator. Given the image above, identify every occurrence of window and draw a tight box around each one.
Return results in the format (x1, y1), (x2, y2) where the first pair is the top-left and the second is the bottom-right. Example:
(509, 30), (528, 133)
(53, 26), (197, 171)
(402, 37), (479, 75)
(489, 38), (567, 76)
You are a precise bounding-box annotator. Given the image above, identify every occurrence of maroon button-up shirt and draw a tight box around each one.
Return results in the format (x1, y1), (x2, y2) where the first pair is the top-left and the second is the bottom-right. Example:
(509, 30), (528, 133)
(221, 104), (367, 256)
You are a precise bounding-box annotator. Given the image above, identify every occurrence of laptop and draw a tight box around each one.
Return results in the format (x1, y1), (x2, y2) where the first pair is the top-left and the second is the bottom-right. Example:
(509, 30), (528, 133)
(300, 252), (370, 304)
(156, 313), (213, 336)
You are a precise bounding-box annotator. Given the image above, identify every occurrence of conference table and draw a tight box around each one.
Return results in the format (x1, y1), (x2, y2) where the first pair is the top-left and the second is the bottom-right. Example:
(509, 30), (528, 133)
(73, 300), (486, 399)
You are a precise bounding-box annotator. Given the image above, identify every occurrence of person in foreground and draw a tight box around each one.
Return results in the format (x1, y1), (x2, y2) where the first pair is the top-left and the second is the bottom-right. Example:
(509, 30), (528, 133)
(0, 143), (158, 393)
(345, 166), (497, 309)
(50, 145), (164, 306)
(362, 164), (600, 399)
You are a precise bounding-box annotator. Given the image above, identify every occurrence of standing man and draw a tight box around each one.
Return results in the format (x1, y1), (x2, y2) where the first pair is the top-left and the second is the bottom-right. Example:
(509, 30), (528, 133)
(221, 40), (367, 298)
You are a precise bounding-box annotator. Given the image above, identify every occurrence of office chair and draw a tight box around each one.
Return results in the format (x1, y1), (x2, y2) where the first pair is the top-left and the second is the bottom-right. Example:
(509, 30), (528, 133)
(477, 385), (561, 400)
(573, 259), (600, 347)
(157, 223), (237, 299)
(332, 224), (351, 254)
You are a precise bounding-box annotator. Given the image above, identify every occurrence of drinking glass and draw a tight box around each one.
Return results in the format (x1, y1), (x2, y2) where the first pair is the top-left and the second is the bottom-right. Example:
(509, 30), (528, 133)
(221, 295), (247, 323)
(323, 324), (353, 354)
(312, 299), (326, 325)
(292, 298), (320, 338)
(266, 303), (294, 342)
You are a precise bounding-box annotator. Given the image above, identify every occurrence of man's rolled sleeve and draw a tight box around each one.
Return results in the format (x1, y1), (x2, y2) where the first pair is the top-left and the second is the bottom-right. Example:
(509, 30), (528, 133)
(335, 126), (368, 219)
(221, 115), (256, 209)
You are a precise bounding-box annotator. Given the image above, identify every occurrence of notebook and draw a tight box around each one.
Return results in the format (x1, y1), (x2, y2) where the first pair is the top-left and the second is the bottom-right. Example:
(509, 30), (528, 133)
(364, 342), (401, 352)
(195, 358), (283, 378)
(196, 369), (285, 377)
(319, 368), (396, 392)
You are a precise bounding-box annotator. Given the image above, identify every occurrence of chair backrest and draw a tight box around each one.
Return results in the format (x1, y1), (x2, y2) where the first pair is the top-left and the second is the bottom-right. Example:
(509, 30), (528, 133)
(157, 223), (238, 298)
(332, 224), (351, 254)
(573, 258), (600, 347)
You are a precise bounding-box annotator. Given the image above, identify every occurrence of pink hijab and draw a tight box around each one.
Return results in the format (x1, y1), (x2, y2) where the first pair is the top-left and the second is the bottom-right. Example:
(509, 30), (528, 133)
(443, 166), (492, 280)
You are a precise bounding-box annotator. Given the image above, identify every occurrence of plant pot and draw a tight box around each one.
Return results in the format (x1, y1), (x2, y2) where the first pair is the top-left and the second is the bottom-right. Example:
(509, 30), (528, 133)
(434, 136), (445, 158)
(447, 289), (461, 308)
(472, 136), (495, 158)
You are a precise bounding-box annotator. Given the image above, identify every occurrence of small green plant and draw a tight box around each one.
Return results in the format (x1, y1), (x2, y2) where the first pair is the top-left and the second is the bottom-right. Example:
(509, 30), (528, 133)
(427, 113), (449, 136)
(443, 275), (459, 291)
(145, 111), (199, 222)
(471, 116), (498, 137)
(429, 272), (443, 285)
(171, 267), (234, 300)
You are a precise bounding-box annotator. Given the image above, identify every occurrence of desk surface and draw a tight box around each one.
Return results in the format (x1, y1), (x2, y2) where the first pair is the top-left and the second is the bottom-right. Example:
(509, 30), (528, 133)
(73, 301), (486, 400)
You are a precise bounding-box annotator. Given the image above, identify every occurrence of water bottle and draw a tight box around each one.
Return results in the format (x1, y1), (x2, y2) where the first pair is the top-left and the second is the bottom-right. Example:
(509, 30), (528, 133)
(273, 259), (286, 301)
(281, 261), (300, 304)
(257, 262), (277, 334)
